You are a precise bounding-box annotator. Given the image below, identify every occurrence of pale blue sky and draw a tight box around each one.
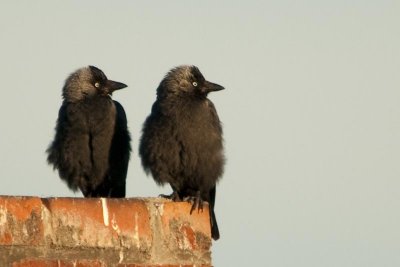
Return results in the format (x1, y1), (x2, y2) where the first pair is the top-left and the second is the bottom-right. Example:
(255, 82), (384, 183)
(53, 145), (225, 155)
(1, 1), (399, 266)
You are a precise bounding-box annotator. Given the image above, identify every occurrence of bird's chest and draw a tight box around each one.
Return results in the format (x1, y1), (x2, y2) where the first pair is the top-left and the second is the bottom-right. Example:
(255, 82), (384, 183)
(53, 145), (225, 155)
(70, 99), (116, 134)
(89, 102), (115, 133)
(176, 104), (220, 146)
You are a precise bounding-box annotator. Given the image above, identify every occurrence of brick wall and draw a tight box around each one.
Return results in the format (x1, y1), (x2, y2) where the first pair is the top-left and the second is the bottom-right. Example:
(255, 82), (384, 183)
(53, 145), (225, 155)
(0, 196), (213, 267)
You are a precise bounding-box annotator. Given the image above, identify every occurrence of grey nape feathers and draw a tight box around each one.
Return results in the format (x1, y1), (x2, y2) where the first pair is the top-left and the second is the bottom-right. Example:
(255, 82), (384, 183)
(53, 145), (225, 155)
(47, 66), (131, 197)
(139, 65), (225, 240)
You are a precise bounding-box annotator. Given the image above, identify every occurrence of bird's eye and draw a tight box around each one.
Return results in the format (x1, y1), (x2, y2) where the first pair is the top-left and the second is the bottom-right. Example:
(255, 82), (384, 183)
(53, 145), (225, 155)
(192, 81), (198, 87)
(94, 82), (100, 88)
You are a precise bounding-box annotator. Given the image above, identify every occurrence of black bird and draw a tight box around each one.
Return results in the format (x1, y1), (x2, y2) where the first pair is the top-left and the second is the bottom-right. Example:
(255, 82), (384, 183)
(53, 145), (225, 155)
(139, 65), (225, 240)
(47, 66), (131, 197)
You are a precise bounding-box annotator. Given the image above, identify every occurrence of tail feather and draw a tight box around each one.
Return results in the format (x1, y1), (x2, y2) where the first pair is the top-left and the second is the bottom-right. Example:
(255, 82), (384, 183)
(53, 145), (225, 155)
(210, 208), (220, 240)
(209, 186), (220, 240)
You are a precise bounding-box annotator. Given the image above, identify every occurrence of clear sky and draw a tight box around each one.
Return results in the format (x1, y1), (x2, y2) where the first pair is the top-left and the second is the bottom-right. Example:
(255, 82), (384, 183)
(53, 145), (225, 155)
(1, 1), (399, 266)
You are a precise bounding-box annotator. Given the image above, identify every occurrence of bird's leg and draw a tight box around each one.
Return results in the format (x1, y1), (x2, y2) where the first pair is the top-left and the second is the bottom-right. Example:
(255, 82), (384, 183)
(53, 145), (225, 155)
(185, 191), (204, 214)
(159, 191), (181, 201)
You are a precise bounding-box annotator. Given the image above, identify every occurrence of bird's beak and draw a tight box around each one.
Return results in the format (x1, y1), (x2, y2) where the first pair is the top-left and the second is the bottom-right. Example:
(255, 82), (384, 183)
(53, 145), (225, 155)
(204, 81), (225, 93)
(107, 80), (128, 93)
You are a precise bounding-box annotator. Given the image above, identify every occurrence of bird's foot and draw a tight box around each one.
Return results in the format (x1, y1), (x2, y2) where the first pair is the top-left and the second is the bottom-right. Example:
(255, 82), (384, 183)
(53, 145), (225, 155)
(159, 191), (181, 201)
(185, 192), (204, 214)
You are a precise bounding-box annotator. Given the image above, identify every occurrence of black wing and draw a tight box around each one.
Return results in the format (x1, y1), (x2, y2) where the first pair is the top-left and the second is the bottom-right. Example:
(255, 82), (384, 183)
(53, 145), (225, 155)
(106, 100), (131, 197)
(46, 103), (92, 192)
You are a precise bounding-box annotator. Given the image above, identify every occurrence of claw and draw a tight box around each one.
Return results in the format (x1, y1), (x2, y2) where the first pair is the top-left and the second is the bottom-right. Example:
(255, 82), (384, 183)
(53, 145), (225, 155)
(185, 191), (204, 214)
(159, 191), (181, 201)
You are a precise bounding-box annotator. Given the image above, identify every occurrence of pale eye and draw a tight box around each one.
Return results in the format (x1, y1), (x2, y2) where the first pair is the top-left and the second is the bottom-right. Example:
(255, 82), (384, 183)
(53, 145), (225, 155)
(94, 82), (100, 88)
(192, 81), (198, 87)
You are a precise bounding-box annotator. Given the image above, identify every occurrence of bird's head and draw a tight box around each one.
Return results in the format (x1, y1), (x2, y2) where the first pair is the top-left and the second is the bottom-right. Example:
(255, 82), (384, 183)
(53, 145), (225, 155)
(157, 65), (224, 99)
(62, 66), (127, 102)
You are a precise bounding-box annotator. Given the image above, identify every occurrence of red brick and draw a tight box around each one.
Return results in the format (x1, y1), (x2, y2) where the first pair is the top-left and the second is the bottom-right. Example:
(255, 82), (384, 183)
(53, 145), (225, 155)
(43, 197), (152, 249)
(118, 265), (212, 267)
(12, 259), (73, 267)
(43, 197), (107, 247)
(158, 201), (211, 251)
(106, 198), (152, 247)
(44, 197), (104, 225)
(75, 260), (106, 267)
(0, 196), (211, 266)
(0, 196), (43, 245)
(12, 260), (106, 267)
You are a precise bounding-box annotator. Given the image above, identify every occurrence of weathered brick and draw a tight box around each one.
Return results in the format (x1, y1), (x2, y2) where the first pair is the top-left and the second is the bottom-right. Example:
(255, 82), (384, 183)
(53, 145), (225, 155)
(75, 260), (106, 267)
(118, 265), (211, 267)
(42, 197), (152, 250)
(12, 259), (106, 267)
(43, 197), (108, 247)
(106, 198), (152, 248)
(158, 201), (212, 252)
(12, 259), (73, 267)
(0, 196), (212, 266)
(0, 196), (43, 245)
(13, 262), (212, 267)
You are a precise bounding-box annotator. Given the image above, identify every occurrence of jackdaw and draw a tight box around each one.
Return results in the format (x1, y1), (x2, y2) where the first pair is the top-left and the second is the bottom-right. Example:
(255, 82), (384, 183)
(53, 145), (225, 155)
(139, 65), (225, 240)
(47, 66), (131, 197)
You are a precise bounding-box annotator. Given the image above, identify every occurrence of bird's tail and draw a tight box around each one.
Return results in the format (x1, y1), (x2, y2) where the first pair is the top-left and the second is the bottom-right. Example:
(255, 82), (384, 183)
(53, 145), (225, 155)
(209, 186), (220, 240)
(210, 208), (220, 240)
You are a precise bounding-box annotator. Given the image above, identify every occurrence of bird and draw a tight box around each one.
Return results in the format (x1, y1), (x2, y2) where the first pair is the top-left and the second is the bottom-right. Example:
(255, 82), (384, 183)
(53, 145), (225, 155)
(47, 66), (131, 198)
(139, 65), (225, 240)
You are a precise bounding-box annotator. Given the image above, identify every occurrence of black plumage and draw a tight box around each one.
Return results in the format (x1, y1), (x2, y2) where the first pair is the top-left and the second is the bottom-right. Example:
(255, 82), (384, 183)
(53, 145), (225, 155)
(139, 65), (225, 240)
(47, 66), (131, 197)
